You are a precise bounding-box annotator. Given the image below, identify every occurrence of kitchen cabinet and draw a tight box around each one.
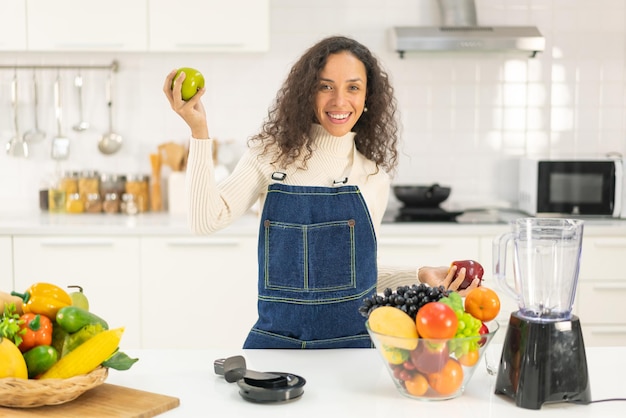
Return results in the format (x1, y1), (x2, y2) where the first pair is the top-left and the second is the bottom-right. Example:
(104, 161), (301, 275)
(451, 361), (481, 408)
(26, 0), (147, 51)
(139, 234), (258, 349)
(378, 236), (480, 269)
(576, 237), (626, 346)
(0, 0), (27, 50)
(148, 0), (270, 52)
(0, 236), (13, 290)
(12, 236), (142, 348)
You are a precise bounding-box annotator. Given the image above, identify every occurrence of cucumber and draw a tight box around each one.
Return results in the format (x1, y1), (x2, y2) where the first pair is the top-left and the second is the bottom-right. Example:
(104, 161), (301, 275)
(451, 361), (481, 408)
(56, 306), (109, 333)
(23, 345), (58, 378)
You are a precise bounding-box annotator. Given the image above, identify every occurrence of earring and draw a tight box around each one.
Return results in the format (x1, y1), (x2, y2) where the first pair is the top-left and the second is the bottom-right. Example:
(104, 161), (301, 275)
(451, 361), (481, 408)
(363, 107), (368, 112)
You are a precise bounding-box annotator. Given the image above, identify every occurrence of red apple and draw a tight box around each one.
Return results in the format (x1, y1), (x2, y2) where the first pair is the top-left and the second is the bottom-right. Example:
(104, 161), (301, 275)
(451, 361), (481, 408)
(172, 67), (205, 101)
(410, 341), (450, 374)
(449, 260), (484, 289)
(478, 322), (489, 346)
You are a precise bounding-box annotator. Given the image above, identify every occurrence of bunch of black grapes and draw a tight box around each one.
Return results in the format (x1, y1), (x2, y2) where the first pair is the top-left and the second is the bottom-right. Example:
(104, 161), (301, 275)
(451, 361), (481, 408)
(359, 283), (450, 320)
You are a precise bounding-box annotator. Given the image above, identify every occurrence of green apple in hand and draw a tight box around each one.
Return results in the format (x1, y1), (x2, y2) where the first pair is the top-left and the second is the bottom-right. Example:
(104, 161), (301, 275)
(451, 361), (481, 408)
(172, 67), (205, 100)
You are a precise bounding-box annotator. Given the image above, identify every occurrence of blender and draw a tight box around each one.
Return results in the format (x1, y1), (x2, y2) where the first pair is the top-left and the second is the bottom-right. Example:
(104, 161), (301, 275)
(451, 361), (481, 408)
(492, 218), (591, 410)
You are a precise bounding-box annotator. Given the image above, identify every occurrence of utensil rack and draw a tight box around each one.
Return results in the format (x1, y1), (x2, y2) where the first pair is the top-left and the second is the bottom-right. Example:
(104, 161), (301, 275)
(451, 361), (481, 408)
(0, 60), (119, 72)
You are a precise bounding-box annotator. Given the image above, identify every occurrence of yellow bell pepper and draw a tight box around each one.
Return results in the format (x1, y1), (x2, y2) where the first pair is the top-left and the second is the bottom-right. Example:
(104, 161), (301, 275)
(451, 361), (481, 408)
(11, 282), (72, 319)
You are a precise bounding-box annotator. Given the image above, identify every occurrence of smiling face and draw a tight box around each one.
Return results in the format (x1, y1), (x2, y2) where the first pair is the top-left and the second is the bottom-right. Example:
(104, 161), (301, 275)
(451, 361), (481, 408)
(314, 51), (367, 137)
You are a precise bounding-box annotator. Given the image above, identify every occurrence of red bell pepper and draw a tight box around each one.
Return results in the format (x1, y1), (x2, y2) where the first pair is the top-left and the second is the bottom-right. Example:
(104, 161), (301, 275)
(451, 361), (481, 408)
(18, 313), (53, 353)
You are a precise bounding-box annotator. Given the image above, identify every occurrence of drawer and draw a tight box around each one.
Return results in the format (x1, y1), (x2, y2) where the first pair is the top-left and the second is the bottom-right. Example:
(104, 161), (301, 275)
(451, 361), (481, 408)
(581, 325), (626, 347)
(576, 282), (626, 324)
(580, 237), (626, 280)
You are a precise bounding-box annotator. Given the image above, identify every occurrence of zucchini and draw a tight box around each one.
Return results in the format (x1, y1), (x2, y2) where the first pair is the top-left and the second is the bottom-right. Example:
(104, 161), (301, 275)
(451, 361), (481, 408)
(56, 306), (109, 333)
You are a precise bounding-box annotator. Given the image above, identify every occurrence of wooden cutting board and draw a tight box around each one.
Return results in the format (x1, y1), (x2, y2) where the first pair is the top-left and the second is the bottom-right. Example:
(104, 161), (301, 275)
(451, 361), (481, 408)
(0, 384), (180, 417)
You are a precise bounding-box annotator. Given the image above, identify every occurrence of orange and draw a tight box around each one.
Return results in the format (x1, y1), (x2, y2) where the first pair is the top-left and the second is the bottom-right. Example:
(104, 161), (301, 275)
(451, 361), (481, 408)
(464, 287), (501, 322)
(458, 349), (480, 367)
(405, 373), (429, 396)
(428, 358), (464, 396)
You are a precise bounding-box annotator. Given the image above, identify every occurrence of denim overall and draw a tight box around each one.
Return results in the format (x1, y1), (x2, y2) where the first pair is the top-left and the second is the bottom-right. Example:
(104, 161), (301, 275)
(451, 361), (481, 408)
(242, 178), (378, 349)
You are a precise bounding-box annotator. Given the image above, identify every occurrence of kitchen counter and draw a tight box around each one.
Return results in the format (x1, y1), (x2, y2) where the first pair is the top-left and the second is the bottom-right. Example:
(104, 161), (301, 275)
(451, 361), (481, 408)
(2, 211), (626, 237)
(103, 345), (625, 417)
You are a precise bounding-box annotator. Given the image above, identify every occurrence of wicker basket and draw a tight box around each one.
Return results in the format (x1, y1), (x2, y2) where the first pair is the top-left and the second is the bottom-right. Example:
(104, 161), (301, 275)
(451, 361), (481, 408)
(0, 367), (108, 408)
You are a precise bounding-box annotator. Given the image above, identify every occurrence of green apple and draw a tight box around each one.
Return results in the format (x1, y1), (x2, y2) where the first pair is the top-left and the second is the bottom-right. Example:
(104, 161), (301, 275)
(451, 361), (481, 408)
(68, 285), (90, 311)
(172, 67), (205, 100)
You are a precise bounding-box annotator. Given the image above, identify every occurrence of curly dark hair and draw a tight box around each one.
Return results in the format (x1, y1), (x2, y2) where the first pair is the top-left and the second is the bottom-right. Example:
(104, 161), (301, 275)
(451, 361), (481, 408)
(250, 35), (399, 174)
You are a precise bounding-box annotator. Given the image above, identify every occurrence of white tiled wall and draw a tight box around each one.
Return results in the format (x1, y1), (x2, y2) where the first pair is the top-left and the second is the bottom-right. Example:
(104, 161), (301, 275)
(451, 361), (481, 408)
(1, 0), (625, 213)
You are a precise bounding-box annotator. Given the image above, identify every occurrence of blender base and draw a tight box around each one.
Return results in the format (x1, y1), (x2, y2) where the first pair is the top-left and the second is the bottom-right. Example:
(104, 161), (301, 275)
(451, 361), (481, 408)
(494, 311), (591, 410)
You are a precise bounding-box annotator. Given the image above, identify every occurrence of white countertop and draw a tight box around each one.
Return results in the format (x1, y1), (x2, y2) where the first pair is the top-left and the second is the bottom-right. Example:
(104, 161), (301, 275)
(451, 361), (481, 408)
(2, 211), (626, 237)
(105, 346), (626, 417)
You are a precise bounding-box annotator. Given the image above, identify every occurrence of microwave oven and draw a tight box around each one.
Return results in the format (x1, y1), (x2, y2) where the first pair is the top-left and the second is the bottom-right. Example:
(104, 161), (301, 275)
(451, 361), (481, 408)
(518, 157), (624, 218)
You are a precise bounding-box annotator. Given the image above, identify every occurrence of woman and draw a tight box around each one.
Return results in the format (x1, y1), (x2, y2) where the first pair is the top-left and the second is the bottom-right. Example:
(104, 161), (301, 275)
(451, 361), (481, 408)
(164, 36), (478, 349)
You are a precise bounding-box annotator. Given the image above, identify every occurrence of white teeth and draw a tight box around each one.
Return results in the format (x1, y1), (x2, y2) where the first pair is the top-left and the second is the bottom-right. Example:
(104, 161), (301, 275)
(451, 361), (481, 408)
(329, 113), (350, 120)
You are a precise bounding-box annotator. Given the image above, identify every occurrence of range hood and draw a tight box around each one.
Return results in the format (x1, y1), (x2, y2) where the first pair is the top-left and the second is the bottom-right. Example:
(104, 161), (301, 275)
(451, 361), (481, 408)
(390, 0), (545, 58)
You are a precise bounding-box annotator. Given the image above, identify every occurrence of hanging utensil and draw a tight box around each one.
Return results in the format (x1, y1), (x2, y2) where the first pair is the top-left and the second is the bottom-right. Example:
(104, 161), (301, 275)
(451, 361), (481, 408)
(72, 72), (90, 132)
(5, 73), (29, 158)
(97, 71), (122, 155)
(23, 71), (46, 143)
(51, 75), (70, 160)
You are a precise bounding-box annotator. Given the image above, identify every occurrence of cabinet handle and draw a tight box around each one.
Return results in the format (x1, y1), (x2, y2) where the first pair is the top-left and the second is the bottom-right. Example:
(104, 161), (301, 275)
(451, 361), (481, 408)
(40, 238), (115, 247)
(589, 327), (626, 335)
(174, 43), (245, 49)
(166, 239), (241, 247)
(591, 284), (626, 291)
(379, 239), (443, 247)
(54, 43), (126, 49)
(592, 240), (626, 248)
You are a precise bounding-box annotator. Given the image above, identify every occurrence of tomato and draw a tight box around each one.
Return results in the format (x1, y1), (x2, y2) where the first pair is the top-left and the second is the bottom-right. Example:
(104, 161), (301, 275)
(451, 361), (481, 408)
(405, 373), (429, 396)
(464, 287), (501, 322)
(415, 302), (458, 339)
(428, 358), (464, 396)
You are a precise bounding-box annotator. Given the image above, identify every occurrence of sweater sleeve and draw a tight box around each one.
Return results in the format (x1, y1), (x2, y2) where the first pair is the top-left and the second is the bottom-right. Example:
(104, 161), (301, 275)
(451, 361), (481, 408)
(377, 265), (420, 293)
(186, 138), (270, 234)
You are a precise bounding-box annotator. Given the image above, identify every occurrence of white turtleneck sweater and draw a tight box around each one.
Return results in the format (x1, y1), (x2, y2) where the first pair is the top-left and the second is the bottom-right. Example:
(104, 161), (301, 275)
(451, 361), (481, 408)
(186, 124), (418, 291)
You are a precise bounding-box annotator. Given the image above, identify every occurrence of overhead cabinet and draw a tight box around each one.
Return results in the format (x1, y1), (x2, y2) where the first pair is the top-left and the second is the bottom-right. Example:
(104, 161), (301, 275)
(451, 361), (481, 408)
(2, 0), (269, 52)
(0, 0), (27, 50)
(26, 0), (147, 51)
(148, 0), (270, 52)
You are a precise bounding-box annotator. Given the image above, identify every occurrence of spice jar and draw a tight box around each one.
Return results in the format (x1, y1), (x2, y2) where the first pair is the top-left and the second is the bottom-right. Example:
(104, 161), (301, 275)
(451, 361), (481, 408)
(103, 192), (120, 214)
(60, 171), (79, 196)
(125, 174), (150, 213)
(100, 173), (126, 199)
(78, 170), (100, 203)
(84, 193), (103, 213)
(47, 176), (66, 213)
(66, 193), (84, 214)
(120, 193), (138, 215)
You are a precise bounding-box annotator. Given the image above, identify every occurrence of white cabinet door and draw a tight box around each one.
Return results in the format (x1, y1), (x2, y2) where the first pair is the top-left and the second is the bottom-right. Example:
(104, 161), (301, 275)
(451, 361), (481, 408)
(0, 236), (13, 290)
(26, 0), (147, 51)
(148, 0), (269, 52)
(378, 236), (479, 269)
(12, 236), (142, 348)
(140, 235), (258, 349)
(0, 0), (27, 50)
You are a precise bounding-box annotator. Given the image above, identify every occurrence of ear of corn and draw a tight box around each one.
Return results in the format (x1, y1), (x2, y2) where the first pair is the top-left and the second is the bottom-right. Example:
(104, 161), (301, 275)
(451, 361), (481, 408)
(40, 327), (124, 379)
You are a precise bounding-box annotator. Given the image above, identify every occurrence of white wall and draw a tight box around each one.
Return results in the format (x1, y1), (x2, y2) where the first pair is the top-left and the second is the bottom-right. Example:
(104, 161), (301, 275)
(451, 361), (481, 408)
(1, 0), (625, 213)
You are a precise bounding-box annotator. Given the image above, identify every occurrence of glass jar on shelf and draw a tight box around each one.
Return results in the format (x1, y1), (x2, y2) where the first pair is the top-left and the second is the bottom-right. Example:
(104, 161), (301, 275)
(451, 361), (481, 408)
(103, 192), (120, 214)
(66, 193), (84, 214)
(84, 193), (103, 213)
(100, 173), (126, 199)
(125, 174), (150, 213)
(60, 171), (79, 196)
(78, 170), (100, 203)
(48, 175), (66, 214)
(120, 193), (138, 215)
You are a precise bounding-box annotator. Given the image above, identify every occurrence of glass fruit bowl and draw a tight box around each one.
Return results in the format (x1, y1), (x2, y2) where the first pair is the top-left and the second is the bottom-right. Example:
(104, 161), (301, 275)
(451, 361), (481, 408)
(366, 320), (499, 401)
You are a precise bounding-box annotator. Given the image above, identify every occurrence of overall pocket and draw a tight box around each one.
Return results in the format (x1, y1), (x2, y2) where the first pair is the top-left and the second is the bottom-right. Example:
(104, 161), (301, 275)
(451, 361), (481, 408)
(263, 219), (356, 292)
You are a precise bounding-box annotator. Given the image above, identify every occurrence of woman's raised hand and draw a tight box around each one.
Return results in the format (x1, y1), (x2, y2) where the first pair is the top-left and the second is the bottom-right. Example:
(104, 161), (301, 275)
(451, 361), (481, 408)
(163, 69), (209, 139)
